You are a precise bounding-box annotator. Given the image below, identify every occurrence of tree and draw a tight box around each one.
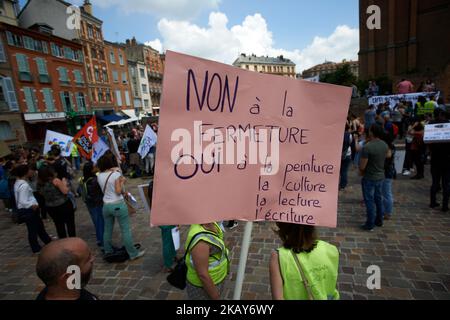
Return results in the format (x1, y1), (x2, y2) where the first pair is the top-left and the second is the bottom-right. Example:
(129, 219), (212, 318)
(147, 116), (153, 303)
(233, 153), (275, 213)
(320, 63), (357, 87)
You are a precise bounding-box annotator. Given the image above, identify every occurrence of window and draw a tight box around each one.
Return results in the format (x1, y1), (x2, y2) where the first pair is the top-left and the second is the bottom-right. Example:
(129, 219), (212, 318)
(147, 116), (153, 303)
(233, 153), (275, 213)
(0, 121), (13, 140)
(6, 31), (23, 47)
(102, 70), (108, 83)
(58, 67), (70, 85)
(16, 54), (32, 81)
(105, 89), (111, 102)
(94, 69), (100, 82)
(125, 91), (130, 106)
(91, 48), (97, 59)
(88, 25), (93, 38)
(42, 88), (55, 112)
(42, 41), (49, 54)
(75, 50), (83, 63)
(115, 90), (122, 106)
(36, 58), (50, 83)
(139, 68), (145, 78)
(60, 91), (72, 111)
(0, 38), (6, 62)
(246, 65), (249, 70)
(98, 50), (105, 61)
(64, 47), (75, 60)
(110, 51), (115, 64)
(142, 84), (148, 94)
(0, 77), (18, 111)
(112, 71), (119, 83)
(76, 92), (86, 111)
(119, 53), (124, 65)
(74, 70), (84, 85)
(144, 99), (149, 108)
(98, 90), (103, 102)
(23, 87), (37, 112)
(121, 72), (127, 84)
(254, 65), (257, 71)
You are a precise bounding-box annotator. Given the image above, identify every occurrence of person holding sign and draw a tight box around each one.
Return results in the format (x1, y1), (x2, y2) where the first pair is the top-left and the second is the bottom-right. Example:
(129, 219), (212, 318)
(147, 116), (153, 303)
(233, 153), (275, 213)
(185, 222), (230, 300)
(269, 223), (339, 300)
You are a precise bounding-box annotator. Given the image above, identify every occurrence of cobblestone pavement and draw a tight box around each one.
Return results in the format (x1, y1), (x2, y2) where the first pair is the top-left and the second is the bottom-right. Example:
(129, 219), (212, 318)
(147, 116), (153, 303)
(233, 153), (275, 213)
(0, 166), (449, 300)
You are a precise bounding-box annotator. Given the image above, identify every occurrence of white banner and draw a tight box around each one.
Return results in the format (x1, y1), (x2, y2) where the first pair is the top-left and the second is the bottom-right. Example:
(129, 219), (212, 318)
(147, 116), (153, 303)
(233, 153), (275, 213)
(92, 139), (110, 164)
(43, 130), (73, 157)
(106, 127), (121, 164)
(138, 125), (158, 159)
(424, 123), (450, 144)
(368, 92), (440, 109)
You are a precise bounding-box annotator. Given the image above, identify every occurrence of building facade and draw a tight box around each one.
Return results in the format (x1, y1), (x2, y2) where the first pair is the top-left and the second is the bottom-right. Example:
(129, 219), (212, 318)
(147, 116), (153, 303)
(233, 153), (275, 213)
(19, 0), (116, 116)
(0, 1), (25, 148)
(359, 0), (450, 100)
(2, 22), (89, 141)
(128, 59), (152, 117)
(232, 54), (296, 78)
(124, 37), (163, 115)
(302, 60), (359, 79)
(105, 41), (133, 113)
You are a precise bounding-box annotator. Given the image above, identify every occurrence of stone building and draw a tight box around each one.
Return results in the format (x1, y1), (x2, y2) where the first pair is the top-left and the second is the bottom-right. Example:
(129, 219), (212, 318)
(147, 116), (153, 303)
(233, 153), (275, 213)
(232, 54), (296, 78)
(302, 60), (359, 79)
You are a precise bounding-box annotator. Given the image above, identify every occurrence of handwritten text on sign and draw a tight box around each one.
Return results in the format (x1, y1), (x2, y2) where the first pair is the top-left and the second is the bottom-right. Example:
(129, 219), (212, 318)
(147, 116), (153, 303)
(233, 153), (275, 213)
(151, 51), (351, 228)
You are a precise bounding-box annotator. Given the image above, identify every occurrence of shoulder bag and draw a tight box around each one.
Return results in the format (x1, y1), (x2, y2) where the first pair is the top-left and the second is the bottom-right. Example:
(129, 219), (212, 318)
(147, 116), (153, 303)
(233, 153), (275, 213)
(291, 250), (315, 300)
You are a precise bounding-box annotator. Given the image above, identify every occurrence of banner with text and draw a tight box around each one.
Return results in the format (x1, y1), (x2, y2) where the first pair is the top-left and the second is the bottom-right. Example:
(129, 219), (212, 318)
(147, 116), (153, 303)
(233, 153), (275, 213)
(72, 117), (99, 159)
(151, 51), (352, 228)
(368, 92), (440, 109)
(43, 130), (73, 157)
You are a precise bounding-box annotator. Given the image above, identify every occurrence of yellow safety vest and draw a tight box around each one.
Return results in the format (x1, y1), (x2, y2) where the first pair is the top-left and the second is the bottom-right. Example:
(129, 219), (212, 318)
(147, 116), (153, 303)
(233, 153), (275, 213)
(185, 223), (229, 287)
(278, 240), (340, 300)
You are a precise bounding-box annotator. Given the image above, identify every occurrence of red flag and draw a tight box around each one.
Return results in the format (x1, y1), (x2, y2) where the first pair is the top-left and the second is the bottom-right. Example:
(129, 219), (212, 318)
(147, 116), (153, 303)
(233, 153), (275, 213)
(72, 117), (99, 159)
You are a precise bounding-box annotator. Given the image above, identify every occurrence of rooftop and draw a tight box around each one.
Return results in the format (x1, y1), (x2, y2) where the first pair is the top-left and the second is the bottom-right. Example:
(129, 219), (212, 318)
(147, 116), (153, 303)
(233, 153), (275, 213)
(233, 53), (296, 66)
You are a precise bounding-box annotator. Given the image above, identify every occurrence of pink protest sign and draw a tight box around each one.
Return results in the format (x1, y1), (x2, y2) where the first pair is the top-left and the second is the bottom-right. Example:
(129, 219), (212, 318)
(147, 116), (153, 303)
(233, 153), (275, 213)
(151, 51), (351, 228)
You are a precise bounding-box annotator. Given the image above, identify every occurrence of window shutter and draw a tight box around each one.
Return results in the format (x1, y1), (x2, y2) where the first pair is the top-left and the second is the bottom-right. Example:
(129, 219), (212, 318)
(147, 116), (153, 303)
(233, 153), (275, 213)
(24, 87), (36, 112)
(6, 31), (14, 45)
(36, 58), (48, 75)
(60, 92), (66, 111)
(43, 88), (55, 112)
(16, 54), (29, 72)
(3, 78), (19, 111)
(0, 38), (6, 62)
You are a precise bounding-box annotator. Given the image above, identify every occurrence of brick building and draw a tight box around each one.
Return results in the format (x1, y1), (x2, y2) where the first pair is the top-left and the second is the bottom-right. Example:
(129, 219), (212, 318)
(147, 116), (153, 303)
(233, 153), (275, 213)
(124, 37), (164, 115)
(2, 22), (89, 141)
(105, 41), (133, 114)
(19, 0), (116, 116)
(359, 0), (450, 100)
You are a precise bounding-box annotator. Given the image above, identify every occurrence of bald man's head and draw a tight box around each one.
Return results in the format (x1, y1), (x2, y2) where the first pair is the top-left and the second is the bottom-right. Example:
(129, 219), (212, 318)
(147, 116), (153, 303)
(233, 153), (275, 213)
(36, 238), (93, 288)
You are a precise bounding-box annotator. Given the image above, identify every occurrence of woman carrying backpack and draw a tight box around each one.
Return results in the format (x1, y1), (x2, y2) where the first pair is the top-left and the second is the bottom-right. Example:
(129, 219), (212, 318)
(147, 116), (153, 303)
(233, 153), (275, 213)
(269, 223), (340, 300)
(79, 161), (104, 248)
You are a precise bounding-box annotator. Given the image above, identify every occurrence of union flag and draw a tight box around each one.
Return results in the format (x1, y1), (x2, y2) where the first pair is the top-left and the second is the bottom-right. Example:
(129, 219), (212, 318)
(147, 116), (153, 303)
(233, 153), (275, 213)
(72, 117), (99, 159)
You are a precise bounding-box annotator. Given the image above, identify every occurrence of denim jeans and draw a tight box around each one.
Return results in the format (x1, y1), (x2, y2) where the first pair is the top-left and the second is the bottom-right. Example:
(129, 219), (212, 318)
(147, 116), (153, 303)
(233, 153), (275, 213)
(88, 206), (104, 246)
(339, 156), (352, 189)
(20, 208), (51, 253)
(382, 179), (394, 216)
(362, 178), (384, 229)
(103, 200), (138, 258)
(430, 164), (450, 210)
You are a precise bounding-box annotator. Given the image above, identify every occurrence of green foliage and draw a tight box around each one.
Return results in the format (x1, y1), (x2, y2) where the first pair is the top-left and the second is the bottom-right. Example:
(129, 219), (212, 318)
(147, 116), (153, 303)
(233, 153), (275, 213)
(319, 63), (357, 87)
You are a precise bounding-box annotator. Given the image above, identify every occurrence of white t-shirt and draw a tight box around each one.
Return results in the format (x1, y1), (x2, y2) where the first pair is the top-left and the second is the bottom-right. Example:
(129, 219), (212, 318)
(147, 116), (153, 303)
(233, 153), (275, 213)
(14, 179), (38, 210)
(97, 171), (123, 204)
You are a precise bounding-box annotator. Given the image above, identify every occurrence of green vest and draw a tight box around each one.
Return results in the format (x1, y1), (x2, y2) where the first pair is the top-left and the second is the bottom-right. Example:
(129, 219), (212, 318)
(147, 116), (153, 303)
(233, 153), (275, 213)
(185, 223), (229, 287)
(278, 240), (340, 300)
(423, 101), (436, 115)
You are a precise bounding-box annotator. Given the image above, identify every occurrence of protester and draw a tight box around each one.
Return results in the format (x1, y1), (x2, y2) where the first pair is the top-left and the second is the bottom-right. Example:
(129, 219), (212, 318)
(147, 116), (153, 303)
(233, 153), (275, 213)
(381, 136), (395, 220)
(424, 79), (436, 93)
(437, 98), (447, 112)
(71, 144), (81, 171)
(359, 124), (390, 231)
(396, 79), (414, 94)
(424, 96), (438, 116)
(37, 166), (76, 238)
(13, 164), (52, 253)
(36, 238), (98, 300)
(185, 222), (229, 300)
(269, 223), (339, 300)
(364, 105), (377, 129)
(97, 152), (145, 260)
(127, 133), (142, 178)
(339, 124), (352, 191)
(80, 162), (104, 248)
(391, 104), (403, 138)
(160, 225), (178, 272)
(415, 96), (429, 117)
(408, 121), (425, 180)
(428, 110), (450, 212)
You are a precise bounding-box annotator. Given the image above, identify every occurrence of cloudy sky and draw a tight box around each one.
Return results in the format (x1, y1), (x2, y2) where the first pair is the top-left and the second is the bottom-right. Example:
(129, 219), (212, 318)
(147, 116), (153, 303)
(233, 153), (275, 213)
(20, 0), (360, 72)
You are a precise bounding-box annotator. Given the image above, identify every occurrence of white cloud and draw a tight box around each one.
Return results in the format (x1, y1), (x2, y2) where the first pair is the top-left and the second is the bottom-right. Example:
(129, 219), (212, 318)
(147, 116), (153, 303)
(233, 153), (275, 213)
(145, 39), (163, 52)
(148, 12), (359, 73)
(91, 0), (220, 19)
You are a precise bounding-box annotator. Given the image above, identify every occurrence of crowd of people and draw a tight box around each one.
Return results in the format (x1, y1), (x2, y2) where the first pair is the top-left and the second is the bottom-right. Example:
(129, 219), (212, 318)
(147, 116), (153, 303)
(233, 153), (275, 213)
(340, 94), (450, 232)
(1, 94), (448, 300)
